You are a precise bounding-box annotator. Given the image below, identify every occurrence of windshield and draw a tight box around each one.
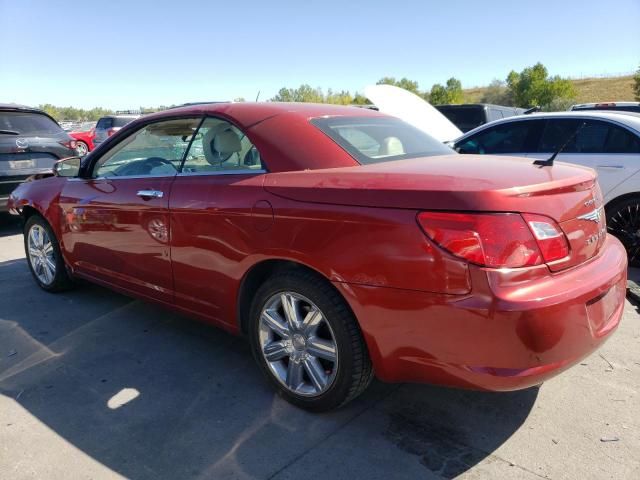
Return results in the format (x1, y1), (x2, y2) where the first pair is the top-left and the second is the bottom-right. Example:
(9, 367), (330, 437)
(311, 116), (453, 165)
(0, 111), (63, 135)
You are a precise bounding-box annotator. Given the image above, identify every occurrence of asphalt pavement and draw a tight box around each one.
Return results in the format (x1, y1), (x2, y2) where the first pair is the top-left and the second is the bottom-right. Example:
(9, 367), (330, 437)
(0, 212), (638, 479)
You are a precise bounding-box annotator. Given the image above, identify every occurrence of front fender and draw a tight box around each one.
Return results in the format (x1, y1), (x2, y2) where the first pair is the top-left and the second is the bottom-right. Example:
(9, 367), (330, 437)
(8, 176), (67, 238)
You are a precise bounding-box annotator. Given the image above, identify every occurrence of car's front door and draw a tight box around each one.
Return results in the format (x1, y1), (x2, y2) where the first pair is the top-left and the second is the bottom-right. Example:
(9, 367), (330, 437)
(454, 119), (543, 157)
(168, 116), (268, 329)
(59, 117), (201, 301)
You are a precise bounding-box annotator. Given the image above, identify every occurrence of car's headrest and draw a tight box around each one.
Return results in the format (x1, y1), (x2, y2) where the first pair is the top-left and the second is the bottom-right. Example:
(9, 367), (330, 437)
(378, 136), (405, 156)
(214, 129), (241, 155)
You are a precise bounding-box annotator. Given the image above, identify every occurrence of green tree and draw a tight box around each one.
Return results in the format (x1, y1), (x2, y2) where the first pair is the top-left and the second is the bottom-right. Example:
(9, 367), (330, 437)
(325, 89), (354, 105)
(506, 62), (575, 108)
(428, 84), (448, 105)
(271, 84), (325, 103)
(376, 77), (421, 95)
(634, 65), (640, 101)
(428, 77), (464, 105)
(480, 79), (513, 105)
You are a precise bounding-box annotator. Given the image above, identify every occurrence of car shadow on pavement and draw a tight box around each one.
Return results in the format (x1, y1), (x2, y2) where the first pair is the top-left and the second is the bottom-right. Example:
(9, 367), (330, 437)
(0, 212), (21, 238)
(0, 257), (538, 479)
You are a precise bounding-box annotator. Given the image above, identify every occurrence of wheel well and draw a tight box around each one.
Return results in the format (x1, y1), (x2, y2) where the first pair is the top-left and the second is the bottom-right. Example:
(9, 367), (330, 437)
(20, 205), (40, 222)
(237, 260), (345, 335)
(605, 193), (640, 212)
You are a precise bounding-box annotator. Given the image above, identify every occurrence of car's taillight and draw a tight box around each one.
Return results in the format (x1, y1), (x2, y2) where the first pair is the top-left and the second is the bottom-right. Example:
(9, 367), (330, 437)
(59, 139), (77, 149)
(417, 211), (568, 268)
(522, 213), (570, 263)
(107, 127), (117, 137)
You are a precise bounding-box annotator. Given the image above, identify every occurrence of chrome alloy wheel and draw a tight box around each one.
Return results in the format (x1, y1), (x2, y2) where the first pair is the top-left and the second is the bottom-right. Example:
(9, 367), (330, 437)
(27, 224), (56, 285)
(258, 292), (338, 397)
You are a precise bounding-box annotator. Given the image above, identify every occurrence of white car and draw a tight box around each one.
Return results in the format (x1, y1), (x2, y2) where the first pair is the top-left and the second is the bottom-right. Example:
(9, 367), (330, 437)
(451, 111), (640, 264)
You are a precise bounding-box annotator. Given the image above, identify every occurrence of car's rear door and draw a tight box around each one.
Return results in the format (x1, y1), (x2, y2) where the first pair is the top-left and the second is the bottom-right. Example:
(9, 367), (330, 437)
(59, 117), (201, 301)
(527, 118), (640, 197)
(168, 116), (268, 329)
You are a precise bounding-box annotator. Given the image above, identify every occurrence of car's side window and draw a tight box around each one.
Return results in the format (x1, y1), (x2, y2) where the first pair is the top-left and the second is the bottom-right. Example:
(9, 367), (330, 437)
(181, 117), (263, 174)
(93, 118), (200, 178)
(603, 124), (640, 154)
(538, 119), (582, 153)
(457, 122), (533, 154)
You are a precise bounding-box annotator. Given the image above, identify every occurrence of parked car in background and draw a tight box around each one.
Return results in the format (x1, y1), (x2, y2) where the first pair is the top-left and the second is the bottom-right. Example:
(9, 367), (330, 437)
(69, 121), (97, 156)
(93, 114), (140, 148)
(8, 103), (626, 411)
(435, 104), (527, 132)
(452, 111), (640, 264)
(0, 103), (77, 212)
(571, 102), (640, 113)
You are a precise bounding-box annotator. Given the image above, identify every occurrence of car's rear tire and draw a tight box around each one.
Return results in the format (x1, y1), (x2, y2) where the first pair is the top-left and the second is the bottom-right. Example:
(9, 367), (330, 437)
(76, 141), (89, 157)
(606, 196), (640, 267)
(248, 269), (373, 411)
(24, 215), (74, 292)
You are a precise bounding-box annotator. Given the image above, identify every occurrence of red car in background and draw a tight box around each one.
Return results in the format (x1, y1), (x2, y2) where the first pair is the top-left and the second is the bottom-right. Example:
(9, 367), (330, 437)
(68, 122), (96, 156)
(8, 103), (626, 411)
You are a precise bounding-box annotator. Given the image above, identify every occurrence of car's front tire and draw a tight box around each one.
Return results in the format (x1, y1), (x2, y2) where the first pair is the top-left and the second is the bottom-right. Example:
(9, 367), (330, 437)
(248, 269), (373, 411)
(24, 215), (74, 292)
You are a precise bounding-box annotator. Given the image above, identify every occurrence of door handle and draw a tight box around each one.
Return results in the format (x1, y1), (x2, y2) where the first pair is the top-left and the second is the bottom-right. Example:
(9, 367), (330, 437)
(596, 165), (624, 169)
(136, 189), (164, 199)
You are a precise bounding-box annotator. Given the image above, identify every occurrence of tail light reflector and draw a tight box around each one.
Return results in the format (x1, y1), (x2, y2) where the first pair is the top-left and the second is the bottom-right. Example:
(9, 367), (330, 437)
(522, 213), (570, 263)
(417, 212), (569, 268)
(59, 139), (77, 149)
(107, 127), (118, 137)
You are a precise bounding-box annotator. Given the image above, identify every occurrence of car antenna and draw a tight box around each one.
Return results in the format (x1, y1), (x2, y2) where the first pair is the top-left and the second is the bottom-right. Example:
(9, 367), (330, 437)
(533, 121), (587, 167)
(255, 90), (261, 102)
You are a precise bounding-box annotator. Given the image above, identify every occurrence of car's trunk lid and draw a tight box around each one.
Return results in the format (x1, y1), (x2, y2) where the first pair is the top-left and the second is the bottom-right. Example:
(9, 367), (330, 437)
(264, 154), (605, 271)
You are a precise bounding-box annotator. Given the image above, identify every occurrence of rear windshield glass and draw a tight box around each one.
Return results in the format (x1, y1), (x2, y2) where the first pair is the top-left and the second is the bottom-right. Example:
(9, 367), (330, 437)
(0, 111), (62, 135)
(311, 116), (453, 164)
(114, 117), (135, 127)
(574, 105), (640, 113)
(96, 117), (114, 129)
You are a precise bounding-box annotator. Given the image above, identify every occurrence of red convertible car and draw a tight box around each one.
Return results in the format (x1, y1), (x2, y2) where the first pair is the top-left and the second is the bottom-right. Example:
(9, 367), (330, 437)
(8, 103), (627, 411)
(68, 123), (96, 156)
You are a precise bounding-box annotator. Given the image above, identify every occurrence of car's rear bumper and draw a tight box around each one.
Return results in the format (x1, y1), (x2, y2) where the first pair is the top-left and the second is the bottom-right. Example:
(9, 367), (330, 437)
(335, 234), (627, 390)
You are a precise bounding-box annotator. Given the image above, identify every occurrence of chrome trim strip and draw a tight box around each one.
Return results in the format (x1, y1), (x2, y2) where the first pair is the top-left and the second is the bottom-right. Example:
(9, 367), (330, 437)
(177, 169), (267, 177)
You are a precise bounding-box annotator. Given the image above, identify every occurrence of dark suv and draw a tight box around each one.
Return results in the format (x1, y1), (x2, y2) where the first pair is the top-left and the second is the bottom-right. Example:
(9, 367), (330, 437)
(0, 104), (77, 211)
(93, 114), (140, 148)
(435, 104), (526, 132)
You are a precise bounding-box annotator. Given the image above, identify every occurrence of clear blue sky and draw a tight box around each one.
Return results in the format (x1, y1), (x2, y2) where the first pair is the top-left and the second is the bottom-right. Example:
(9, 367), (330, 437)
(1, 0), (638, 109)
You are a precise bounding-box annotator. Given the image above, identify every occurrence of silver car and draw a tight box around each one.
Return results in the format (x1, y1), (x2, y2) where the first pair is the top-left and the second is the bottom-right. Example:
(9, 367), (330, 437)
(93, 114), (140, 148)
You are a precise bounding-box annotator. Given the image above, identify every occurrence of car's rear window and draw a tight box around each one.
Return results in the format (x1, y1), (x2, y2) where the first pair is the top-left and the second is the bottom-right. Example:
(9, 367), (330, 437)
(311, 116), (453, 164)
(0, 111), (62, 135)
(574, 106), (640, 113)
(114, 117), (135, 127)
(96, 117), (114, 129)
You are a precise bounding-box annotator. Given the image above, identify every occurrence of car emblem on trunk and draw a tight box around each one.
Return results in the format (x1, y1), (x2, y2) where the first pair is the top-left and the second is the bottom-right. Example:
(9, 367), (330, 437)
(15, 138), (28, 148)
(578, 208), (601, 223)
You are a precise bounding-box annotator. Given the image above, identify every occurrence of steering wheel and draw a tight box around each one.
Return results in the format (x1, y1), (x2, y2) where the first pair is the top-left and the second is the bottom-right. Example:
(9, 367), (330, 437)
(112, 157), (176, 176)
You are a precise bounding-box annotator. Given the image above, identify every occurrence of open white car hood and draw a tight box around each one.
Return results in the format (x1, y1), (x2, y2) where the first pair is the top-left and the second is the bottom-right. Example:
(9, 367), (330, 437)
(364, 84), (463, 142)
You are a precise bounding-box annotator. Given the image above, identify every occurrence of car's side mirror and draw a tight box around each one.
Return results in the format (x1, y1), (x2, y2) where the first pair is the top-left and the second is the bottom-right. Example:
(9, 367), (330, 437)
(53, 156), (81, 177)
(456, 141), (480, 155)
